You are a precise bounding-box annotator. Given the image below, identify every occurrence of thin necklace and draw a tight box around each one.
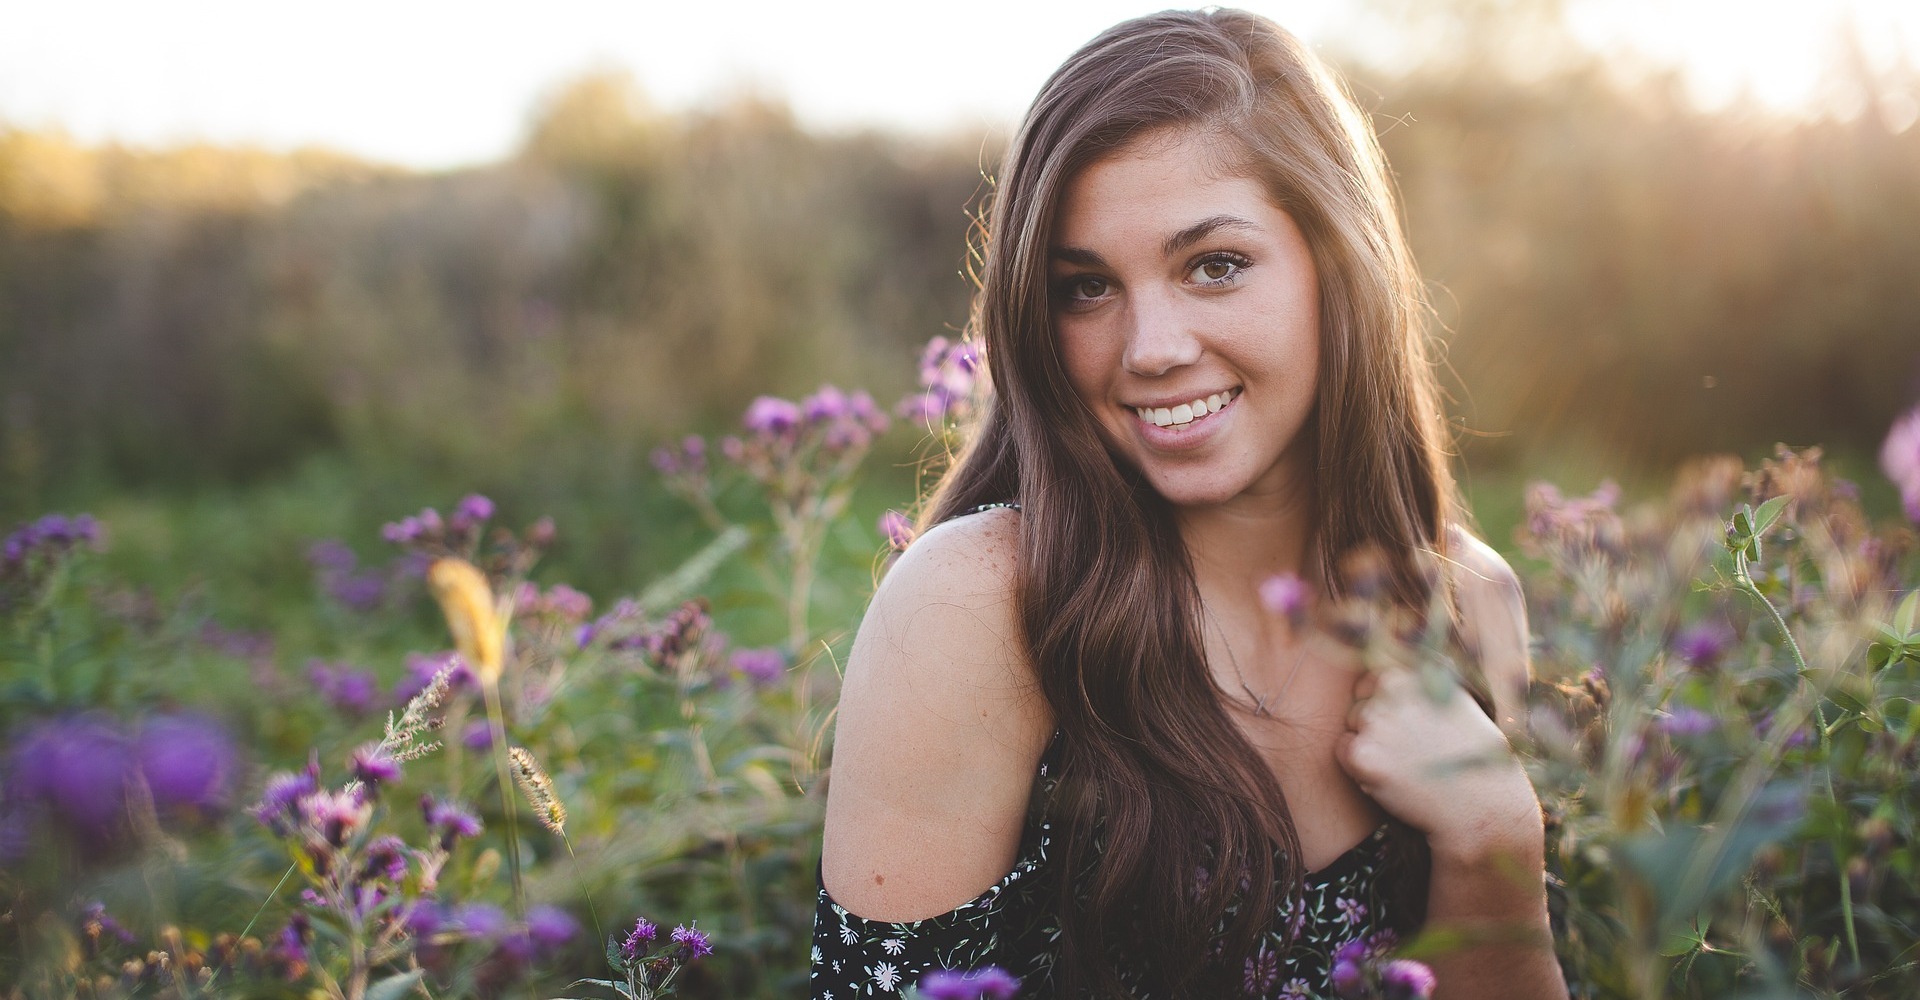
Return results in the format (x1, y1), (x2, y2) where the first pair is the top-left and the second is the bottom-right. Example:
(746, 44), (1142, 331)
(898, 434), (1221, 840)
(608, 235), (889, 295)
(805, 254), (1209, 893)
(1209, 608), (1308, 718)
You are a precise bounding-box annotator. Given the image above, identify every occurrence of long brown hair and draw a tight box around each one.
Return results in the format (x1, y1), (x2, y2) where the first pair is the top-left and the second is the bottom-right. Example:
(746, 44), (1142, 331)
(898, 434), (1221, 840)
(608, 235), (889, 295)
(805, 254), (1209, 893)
(924, 9), (1457, 995)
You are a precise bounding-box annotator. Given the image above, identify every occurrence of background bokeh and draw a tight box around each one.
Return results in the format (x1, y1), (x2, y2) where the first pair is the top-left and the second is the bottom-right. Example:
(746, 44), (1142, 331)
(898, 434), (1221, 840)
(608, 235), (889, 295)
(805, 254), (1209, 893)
(3, 2), (1918, 600)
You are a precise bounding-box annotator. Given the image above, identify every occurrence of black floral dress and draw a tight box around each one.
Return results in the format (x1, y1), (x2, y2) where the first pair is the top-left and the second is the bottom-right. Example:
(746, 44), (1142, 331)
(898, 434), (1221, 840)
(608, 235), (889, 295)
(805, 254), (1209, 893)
(812, 732), (1405, 999)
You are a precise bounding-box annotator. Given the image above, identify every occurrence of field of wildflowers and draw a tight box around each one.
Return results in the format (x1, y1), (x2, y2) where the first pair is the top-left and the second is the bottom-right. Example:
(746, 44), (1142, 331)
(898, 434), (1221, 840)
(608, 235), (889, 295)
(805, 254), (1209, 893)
(2, 335), (1918, 999)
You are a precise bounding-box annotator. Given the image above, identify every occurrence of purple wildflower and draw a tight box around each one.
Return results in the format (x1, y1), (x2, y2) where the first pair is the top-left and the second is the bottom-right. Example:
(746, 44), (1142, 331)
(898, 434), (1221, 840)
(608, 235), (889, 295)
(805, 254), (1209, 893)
(362, 835), (410, 882)
(78, 901), (136, 948)
(919, 966), (1021, 1000)
(526, 905), (580, 958)
(879, 510), (915, 550)
(463, 719), (494, 750)
(1658, 707), (1719, 738)
(1258, 572), (1311, 625)
(422, 795), (482, 850)
(453, 494), (495, 527)
(1330, 955), (1365, 999)
(743, 396), (802, 437)
(1882, 405), (1920, 522)
(302, 787), (371, 847)
(1673, 621), (1736, 670)
(329, 573), (388, 612)
(307, 540), (358, 574)
(253, 762), (320, 835)
(1380, 959), (1438, 1000)
(309, 661), (380, 716)
(135, 713), (237, 815)
(730, 647), (786, 686)
(348, 743), (402, 788)
(394, 651), (474, 704)
(803, 385), (851, 423)
(452, 903), (511, 941)
(671, 923), (714, 960)
(619, 917), (659, 961)
(6, 716), (133, 843)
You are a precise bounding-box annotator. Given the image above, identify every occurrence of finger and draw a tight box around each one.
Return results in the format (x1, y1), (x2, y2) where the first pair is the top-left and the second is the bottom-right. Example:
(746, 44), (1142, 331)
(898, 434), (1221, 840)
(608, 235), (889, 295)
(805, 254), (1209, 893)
(1351, 670), (1379, 701)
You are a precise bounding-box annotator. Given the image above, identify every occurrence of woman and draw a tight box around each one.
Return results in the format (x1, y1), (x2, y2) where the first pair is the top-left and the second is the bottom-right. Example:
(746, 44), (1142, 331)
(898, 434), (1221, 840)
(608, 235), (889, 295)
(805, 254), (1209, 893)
(815, 10), (1566, 999)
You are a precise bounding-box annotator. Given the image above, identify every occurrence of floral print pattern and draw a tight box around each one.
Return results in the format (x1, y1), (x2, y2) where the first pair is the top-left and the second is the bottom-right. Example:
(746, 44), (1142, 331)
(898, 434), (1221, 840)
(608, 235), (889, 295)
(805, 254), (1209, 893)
(813, 733), (1402, 998)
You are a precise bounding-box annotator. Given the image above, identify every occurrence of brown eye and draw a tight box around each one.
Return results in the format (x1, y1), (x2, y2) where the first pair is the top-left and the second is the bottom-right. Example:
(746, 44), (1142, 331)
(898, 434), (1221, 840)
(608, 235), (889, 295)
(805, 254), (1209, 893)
(1072, 277), (1108, 299)
(1188, 254), (1249, 285)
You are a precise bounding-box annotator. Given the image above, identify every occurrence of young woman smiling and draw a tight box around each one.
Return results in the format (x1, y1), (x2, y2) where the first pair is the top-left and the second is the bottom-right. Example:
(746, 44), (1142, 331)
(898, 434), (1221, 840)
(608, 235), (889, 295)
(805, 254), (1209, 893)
(813, 10), (1569, 999)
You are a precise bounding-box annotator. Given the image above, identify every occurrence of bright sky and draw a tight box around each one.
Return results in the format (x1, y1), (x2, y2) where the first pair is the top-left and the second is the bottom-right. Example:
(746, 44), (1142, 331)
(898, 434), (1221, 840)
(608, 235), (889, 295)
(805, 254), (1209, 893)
(1, 0), (1914, 170)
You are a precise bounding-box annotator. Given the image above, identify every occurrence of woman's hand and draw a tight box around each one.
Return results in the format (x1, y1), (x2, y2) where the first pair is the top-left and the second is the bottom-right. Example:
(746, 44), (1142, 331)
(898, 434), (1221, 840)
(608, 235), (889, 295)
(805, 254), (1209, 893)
(1333, 664), (1543, 861)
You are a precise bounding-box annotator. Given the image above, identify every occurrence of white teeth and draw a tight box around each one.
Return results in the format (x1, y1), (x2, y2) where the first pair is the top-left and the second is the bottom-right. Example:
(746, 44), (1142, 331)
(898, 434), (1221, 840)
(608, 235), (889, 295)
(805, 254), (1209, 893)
(1134, 389), (1238, 428)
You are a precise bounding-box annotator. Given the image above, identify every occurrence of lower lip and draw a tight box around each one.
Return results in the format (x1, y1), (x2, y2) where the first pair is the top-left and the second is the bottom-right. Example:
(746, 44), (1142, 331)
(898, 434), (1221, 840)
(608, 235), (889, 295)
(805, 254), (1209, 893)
(1132, 396), (1237, 450)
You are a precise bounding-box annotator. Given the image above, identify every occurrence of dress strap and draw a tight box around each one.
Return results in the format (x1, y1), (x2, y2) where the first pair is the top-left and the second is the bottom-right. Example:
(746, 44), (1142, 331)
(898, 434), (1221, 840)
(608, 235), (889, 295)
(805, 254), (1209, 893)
(966, 501), (1022, 514)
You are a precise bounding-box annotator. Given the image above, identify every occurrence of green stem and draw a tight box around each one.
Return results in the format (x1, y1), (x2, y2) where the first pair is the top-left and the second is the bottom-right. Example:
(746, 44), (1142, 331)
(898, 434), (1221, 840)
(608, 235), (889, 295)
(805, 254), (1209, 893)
(1734, 555), (1859, 969)
(483, 683), (527, 920)
(202, 862), (297, 992)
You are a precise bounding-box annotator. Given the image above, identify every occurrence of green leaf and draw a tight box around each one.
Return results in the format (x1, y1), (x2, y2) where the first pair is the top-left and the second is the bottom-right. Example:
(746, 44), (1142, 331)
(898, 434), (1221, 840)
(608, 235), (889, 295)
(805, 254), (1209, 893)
(1896, 589), (1920, 636)
(1658, 915), (1711, 957)
(366, 970), (426, 1000)
(1869, 644), (1892, 672)
(1753, 493), (1792, 537)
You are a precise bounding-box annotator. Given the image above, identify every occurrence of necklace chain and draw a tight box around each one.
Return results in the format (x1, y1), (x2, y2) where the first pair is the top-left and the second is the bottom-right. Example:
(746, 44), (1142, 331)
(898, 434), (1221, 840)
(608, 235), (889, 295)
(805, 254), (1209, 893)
(1209, 608), (1307, 718)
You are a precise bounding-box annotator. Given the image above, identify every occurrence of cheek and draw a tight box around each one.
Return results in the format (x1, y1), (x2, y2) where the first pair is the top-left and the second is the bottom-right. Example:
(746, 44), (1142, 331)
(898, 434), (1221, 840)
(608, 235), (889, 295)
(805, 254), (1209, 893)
(1055, 322), (1117, 406)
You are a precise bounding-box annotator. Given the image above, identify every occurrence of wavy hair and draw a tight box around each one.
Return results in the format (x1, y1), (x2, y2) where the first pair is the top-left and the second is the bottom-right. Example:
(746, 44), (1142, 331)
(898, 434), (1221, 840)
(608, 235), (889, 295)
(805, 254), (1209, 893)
(923, 9), (1457, 995)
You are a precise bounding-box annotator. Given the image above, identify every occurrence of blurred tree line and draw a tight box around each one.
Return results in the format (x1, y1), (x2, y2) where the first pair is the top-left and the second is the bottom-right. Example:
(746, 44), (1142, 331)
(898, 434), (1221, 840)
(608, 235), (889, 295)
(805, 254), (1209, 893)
(1, 15), (1917, 519)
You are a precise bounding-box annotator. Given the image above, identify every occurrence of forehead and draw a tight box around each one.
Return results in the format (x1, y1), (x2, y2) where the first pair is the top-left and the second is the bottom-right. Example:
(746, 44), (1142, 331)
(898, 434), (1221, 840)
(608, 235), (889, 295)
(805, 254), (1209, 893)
(1051, 127), (1274, 247)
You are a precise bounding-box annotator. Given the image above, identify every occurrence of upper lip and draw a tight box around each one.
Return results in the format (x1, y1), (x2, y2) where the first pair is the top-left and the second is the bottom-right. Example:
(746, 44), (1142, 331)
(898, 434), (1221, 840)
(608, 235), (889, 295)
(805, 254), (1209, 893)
(1123, 387), (1239, 410)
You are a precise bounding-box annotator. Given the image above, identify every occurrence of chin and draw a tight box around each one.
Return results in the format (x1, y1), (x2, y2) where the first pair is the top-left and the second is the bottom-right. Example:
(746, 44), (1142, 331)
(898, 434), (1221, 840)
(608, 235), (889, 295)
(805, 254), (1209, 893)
(1141, 468), (1246, 509)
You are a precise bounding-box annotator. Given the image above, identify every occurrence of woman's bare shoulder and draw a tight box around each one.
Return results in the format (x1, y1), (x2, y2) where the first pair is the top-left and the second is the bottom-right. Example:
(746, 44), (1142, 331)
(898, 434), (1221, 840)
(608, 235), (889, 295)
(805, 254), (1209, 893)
(1447, 525), (1531, 732)
(821, 506), (1052, 921)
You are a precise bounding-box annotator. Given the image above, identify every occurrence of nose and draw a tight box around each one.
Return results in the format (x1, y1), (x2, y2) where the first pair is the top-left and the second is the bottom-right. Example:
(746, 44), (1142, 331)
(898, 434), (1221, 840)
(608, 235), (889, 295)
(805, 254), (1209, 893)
(1120, 290), (1202, 377)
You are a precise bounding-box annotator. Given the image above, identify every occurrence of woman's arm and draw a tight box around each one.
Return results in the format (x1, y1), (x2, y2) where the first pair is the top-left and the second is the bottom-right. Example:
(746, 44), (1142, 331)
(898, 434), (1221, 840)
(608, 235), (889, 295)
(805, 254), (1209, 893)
(1337, 533), (1567, 1000)
(820, 508), (1054, 921)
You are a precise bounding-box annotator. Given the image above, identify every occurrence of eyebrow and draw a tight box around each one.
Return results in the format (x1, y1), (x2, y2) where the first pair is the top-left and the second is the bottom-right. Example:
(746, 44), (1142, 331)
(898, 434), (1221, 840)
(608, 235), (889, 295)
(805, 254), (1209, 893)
(1048, 214), (1263, 269)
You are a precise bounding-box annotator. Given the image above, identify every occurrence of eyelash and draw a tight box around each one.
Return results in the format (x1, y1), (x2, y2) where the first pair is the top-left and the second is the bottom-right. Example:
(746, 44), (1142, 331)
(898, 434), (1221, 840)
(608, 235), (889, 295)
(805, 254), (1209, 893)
(1051, 252), (1254, 307)
(1188, 252), (1252, 286)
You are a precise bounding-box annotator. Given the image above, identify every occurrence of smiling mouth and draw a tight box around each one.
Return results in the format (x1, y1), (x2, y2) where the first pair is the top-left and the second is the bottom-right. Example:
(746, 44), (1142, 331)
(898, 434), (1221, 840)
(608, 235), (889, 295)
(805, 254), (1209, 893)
(1132, 387), (1241, 428)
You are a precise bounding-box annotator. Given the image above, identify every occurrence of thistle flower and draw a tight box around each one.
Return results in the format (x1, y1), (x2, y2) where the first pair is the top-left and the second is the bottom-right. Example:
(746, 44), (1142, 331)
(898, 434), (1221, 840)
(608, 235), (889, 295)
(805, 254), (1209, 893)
(361, 834), (410, 882)
(135, 713), (237, 816)
(309, 661), (379, 716)
(427, 558), (505, 686)
(1882, 405), (1920, 522)
(1657, 707), (1719, 738)
(1258, 572), (1311, 626)
(348, 743), (403, 789)
(619, 917), (658, 961)
(670, 922), (713, 960)
(730, 647), (786, 687)
(526, 905), (580, 959)
(918, 966), (1021, 1000)
(421, 795), (482, 851)
(1673, 620), (1735, 670)
(1380, 959), (1438, 1000)
(879, 510), (915, 551)
(743, 396), (802, 437)
(508, 746), (566, 835)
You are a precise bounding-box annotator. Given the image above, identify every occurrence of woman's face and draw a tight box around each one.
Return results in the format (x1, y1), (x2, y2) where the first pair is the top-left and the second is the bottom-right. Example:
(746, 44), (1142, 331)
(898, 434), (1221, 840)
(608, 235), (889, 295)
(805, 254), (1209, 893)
(1049, 126), (1321, 510)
